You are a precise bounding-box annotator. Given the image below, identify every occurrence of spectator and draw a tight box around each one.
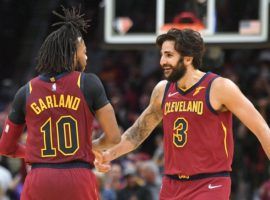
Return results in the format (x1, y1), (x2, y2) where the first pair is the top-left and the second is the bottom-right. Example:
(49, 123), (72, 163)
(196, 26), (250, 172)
(139, 161), (161, 200)
(117, 164), (152, 200)
(0, 163), (12, 200)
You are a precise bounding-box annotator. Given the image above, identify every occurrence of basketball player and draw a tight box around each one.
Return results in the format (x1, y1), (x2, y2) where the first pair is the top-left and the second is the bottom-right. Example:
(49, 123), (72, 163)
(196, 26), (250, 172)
(95, 28), (270, 199)
(0, 6), (120, 200)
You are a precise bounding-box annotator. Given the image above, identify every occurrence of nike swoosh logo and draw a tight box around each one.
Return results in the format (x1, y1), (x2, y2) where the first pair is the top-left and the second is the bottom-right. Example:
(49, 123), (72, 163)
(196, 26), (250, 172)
(168, 92), (178, 97)
(208, 184), (222, 189)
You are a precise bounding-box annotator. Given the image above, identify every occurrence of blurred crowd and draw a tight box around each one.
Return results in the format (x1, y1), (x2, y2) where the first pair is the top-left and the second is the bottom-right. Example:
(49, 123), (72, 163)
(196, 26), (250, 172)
(0, 0), (270, 200)
(1, 47), (270, 200)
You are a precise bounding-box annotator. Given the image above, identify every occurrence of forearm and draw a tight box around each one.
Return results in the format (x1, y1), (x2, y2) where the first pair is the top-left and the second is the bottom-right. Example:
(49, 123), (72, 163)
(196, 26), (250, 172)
(92, 133), (120, 151)
(0, 144), (26, 158)
(255, 125), (270, 159)
(104, 86), (163, 162)
(13, 144), (25, 158)
(0, 119), (25, 158)
(106, 134), (136, 161)
(106, 114), (158, 162)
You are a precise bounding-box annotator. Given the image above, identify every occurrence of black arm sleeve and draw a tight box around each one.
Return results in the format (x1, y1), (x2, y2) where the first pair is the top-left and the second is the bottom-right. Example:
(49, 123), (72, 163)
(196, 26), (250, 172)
(8, 85), (27, 124)
(82, 73), (109, 112)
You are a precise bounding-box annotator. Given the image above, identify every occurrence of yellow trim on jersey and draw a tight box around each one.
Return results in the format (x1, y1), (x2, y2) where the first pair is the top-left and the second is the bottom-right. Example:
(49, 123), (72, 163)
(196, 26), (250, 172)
(29, 81), (32, 93)
(173, 117), (188, 148)
(221, 122), (228, 158)
(193, 86), (205, 96)
(40, 118), (57, 157)
(77, 73), (81, 88)
(56, 115), (79, 156)
(179, 86), (189, 92)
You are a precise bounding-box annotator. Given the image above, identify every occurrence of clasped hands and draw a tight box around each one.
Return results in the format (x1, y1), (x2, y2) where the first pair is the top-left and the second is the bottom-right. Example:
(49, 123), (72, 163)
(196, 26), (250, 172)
(92, 150), (112, 173)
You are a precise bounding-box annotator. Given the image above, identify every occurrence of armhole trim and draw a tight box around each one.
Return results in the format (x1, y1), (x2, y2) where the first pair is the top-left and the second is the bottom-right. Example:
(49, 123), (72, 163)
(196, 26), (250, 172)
(206, 76), (219, 115)
(29, 81), (32, 94)
(161, 82), (171, 108)
(77, 73), (82, 88)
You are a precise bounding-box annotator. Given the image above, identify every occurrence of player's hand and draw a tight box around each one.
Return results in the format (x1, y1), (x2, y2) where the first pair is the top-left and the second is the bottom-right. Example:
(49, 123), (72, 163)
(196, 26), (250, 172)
(92, 149), (111, 173)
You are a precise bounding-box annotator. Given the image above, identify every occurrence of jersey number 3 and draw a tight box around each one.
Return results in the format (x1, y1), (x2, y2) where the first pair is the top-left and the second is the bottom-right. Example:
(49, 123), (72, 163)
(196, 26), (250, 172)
(173, 117), (188, 147)
(40, 116), (79, 157)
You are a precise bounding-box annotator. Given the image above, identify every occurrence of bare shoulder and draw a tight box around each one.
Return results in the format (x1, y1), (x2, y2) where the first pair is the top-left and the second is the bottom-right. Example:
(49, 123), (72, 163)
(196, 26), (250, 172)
(154, 80), (168, 93)
(210, 76), (242, 110)
(211, 76), (240, 96)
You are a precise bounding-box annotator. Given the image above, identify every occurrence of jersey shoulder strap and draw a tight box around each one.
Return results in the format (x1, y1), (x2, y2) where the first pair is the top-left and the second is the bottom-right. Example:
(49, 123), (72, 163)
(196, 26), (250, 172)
(161, 81), (172, 108)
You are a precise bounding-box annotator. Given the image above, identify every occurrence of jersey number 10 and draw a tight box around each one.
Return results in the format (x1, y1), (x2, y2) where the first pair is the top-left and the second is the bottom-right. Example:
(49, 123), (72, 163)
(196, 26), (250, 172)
(40, 116), (79, 157)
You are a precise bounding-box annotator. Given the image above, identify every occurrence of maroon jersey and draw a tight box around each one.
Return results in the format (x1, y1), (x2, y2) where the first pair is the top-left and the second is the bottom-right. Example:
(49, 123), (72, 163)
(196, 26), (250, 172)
(25, 71), (95, 164)
(162, 72), (233, 176)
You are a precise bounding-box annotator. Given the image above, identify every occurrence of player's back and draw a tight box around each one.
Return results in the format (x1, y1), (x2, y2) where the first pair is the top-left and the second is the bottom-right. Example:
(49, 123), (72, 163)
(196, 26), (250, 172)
(24, 71), (94, 164)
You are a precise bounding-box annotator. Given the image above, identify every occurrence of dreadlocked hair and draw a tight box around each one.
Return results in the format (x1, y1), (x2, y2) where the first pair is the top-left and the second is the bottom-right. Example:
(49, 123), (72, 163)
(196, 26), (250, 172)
(36, 5), (90, 74)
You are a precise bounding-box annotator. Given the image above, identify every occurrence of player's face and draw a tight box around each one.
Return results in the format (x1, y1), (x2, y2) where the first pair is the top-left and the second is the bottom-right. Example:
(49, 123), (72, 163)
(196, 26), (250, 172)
(74, 37), (87, 71)
(160, 40), (186, 82)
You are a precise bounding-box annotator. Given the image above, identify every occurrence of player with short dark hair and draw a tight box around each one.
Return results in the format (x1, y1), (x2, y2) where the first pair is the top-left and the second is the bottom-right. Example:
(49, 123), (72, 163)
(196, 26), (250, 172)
(0, 6), (121, 200)
(95, 28), (270, 199)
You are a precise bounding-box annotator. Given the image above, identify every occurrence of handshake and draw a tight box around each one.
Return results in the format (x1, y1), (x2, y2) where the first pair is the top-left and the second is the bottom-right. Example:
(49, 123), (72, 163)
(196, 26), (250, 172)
(92, 150), (113, 173)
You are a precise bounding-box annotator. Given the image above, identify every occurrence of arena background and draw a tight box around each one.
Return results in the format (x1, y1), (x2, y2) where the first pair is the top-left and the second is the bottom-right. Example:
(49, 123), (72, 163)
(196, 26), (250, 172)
(0, 0), (270, 199)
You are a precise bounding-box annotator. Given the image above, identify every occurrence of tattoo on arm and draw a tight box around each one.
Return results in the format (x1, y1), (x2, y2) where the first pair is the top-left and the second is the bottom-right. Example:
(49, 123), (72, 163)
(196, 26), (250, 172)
(125, 114), (151, 147)
(125, 87), (162, 147)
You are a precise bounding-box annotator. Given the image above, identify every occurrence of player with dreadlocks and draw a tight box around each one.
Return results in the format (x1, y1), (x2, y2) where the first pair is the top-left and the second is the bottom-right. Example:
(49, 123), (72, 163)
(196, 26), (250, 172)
(0, 6), (121, 200)
(36, 6), (90, 74)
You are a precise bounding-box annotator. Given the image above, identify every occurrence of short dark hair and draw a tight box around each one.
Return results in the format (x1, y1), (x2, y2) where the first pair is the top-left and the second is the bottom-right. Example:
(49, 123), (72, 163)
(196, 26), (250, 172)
(36, 6), (89, 74)
(156, 28), (205, 69)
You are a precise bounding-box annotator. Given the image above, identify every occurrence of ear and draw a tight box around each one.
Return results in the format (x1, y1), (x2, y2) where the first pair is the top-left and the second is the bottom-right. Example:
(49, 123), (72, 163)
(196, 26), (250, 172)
(184, 56), (193, 65)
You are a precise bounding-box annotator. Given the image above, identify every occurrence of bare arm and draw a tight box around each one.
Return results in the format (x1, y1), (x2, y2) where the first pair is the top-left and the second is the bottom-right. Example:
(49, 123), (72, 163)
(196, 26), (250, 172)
(211, 77), (270, 159)
(103, 81), (166, 162)
(92, 103), (121, 151)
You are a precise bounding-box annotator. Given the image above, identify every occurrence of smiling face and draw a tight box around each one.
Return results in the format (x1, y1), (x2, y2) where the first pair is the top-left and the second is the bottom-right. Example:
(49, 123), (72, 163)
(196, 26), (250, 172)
(160, 40), (186, 82)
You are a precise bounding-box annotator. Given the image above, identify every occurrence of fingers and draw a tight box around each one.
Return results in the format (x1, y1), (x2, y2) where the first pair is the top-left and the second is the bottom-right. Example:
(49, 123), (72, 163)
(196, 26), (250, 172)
(92, 149), (111, 173)
(94, 159), (111, 173)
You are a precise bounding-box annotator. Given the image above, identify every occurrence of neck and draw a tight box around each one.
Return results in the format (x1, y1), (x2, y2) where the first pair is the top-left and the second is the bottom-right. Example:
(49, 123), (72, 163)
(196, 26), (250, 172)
(177, 68), (204, 90)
